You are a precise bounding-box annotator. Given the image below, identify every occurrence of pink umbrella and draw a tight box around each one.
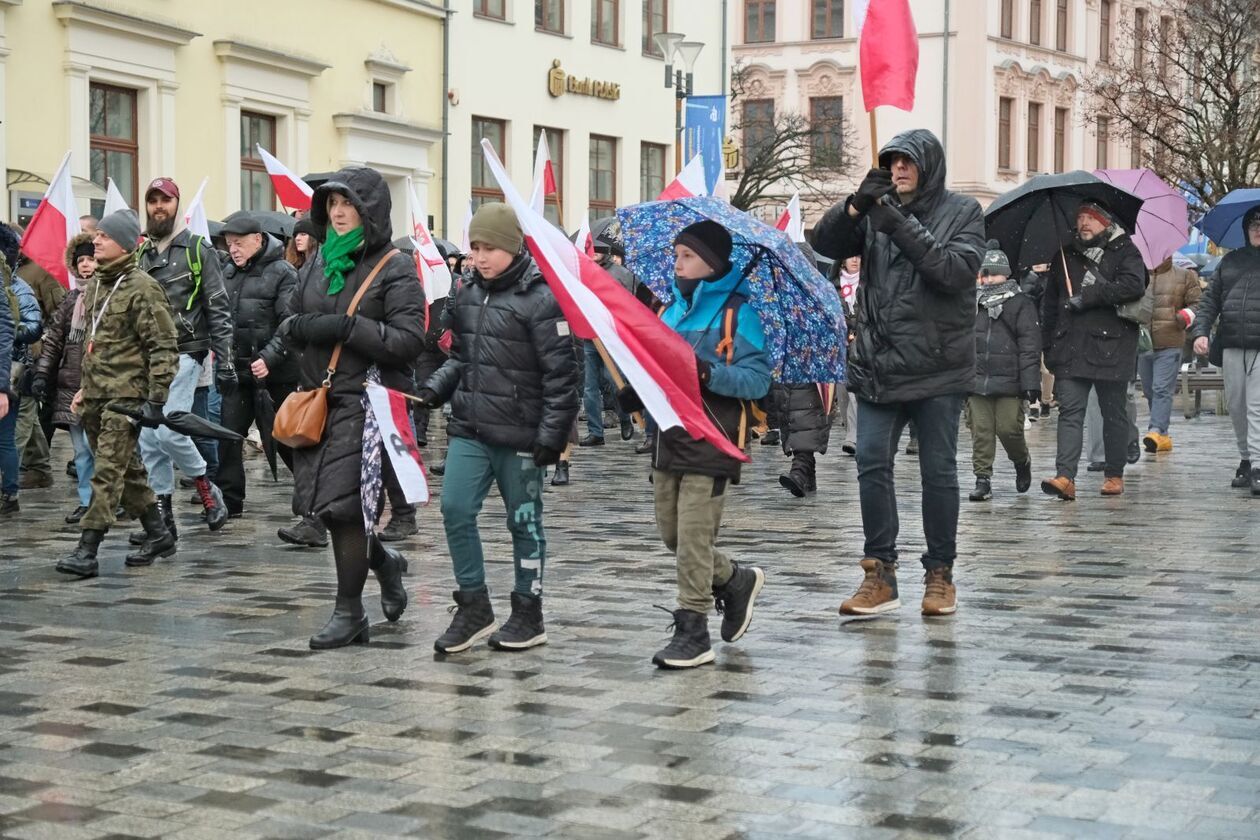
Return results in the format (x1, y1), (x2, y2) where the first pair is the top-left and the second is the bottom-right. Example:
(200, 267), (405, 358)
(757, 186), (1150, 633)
(1093, 168), (1189, 269)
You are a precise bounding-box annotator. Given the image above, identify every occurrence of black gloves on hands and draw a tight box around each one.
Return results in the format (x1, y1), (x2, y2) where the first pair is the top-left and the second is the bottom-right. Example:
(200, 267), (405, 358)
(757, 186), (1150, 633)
(139, 401), (167, 427)
(29, 375), (48, 399)
(616, 386), (644, 414)
(696, 357), (713, 386)
(1066, 295), (1085, 312)
(849, 168), (895, 215)
(532, 444), (563, 467)
(215, 365), (239, 396)
(288, 314), (354, 346)
(1023, 390), (1041, 404)
(867, 201), (906, 234)
(414, 388), (440, 409)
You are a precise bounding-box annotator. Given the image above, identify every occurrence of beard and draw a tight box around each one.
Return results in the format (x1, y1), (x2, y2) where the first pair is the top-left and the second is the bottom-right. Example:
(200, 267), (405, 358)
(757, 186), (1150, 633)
(146, 213), (176, 240)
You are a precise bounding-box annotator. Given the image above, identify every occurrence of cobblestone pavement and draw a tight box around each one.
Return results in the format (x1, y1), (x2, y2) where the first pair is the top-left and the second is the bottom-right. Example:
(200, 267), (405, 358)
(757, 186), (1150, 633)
(0, 408), (1257, 839)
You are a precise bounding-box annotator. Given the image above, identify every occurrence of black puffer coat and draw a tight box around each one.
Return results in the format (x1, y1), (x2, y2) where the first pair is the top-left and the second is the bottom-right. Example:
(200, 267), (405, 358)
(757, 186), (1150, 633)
(1041, 228), (1146, 382)
(812, 129), (986, 403)
(286, 167), (426, 523)
(223, 234), (299, 383)
(973, 288), (1041, 397)
(1193, 206), (1260, 352)
(424, 253), (579, 452)
(780, 384), (832, 454)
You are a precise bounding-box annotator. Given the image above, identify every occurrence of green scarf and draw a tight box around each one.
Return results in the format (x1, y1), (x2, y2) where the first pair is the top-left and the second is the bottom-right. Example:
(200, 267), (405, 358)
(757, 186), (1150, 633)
(321, 226), (364, 295)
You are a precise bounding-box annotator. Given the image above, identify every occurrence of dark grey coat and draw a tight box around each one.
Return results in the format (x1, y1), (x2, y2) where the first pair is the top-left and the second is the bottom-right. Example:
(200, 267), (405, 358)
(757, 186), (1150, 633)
(973, 290), (1042, 397)
(1193, 207), (1260, 352)
(222, 234), (299, 384)
(780, 384), (832, 455)
(139, 228), (234, 365)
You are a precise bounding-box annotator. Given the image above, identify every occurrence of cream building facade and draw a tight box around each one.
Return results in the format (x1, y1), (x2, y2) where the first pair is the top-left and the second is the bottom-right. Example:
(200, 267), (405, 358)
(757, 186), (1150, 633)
(734, 0), (1172, 228)
(0, 0), (445, 236)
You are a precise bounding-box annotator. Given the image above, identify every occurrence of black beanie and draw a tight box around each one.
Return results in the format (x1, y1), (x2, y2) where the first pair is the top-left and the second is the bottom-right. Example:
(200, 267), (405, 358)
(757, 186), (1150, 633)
(73, 238), (95, 264)
(674, 220), (733, 276)
(293, 217), (321, 241)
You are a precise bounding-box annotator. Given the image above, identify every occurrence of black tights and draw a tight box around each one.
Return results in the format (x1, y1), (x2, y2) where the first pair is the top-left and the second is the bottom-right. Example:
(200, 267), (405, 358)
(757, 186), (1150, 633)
(329, 523), (370, 599)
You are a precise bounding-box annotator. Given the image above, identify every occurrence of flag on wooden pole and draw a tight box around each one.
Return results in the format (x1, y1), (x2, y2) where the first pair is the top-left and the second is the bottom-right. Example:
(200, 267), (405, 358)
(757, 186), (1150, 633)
(18, 151), (79, 288)
(256, 145), (314, 211)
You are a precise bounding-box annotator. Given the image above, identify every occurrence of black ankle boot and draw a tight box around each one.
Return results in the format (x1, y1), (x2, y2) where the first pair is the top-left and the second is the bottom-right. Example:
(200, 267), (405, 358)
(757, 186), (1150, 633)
(434, 587), (496, 654)
(368, 535), (409, 622)
(378, 509), (417, 542)
(778, 453), (815, 498)
(489, 592), (547, 650)
(128, 495), (176, 545)
(309, 596), (369, 649)
(550, 461), (570, 486)
(56, 529), (106, 579)
(124, 504), (176, 567)
(652, 608), (714, 669)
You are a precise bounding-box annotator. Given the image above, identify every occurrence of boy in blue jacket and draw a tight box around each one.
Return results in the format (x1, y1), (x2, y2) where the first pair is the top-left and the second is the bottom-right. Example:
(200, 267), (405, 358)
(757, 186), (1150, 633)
(625, 220), (771, 669)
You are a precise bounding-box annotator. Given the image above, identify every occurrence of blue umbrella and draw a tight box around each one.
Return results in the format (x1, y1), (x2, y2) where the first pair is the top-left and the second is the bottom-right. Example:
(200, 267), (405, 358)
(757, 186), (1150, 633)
(1194, 188), (1260, 249)
(617, 196), (845, 385)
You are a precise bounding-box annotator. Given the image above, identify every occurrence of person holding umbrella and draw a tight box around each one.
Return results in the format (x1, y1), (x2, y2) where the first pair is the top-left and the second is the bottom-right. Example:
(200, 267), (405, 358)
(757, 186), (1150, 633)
(813, 128), (985, 618)
(1040, 200), (1147, 499)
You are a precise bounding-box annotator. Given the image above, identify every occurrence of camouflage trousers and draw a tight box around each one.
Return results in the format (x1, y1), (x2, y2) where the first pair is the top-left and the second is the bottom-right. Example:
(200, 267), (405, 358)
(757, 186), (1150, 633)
(80, 399), (156, 532)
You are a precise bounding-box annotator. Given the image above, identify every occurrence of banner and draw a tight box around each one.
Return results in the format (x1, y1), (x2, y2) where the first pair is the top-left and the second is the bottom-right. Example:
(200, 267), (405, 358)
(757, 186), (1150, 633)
(365, 384), (430, 505)
(683, 95), (726, 196)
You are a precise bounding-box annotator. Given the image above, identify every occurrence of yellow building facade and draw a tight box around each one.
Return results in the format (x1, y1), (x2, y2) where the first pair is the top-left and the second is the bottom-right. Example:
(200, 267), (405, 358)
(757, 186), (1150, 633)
(0, 0), (446, 235)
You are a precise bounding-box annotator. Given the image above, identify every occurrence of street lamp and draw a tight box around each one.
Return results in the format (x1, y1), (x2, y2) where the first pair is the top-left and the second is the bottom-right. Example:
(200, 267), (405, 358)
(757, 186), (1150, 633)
(654, 32), (705, 174)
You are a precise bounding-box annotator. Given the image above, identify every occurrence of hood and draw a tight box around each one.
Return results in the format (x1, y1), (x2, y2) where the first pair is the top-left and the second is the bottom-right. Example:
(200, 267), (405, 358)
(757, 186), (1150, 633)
(1243, 206), (1260, 248)
(877, 129), (947, 211)
(0, 222), (20, 271)
(64, 232), (95, 273)
(254, 233), (285, 269)
(310, 166), (394, 253)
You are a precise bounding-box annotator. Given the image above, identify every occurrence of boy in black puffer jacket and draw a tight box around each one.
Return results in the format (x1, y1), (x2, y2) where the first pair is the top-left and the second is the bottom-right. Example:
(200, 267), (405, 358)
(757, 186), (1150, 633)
(967, 242), (1040, 501)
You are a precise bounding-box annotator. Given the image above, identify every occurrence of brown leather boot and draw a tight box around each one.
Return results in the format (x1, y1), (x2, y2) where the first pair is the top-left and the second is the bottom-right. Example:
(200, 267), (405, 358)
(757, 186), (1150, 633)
(921, 567), (957, 616)
(1040, 475), (1076, 501)
(1100, 476), (1125, 496)
(839, 558), (900, 616)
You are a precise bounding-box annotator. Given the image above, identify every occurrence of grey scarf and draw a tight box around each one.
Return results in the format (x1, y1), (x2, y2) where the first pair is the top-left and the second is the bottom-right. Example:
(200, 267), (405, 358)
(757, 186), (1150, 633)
(977, 278), (1020, 320)
(1072, 224), (1124, 289)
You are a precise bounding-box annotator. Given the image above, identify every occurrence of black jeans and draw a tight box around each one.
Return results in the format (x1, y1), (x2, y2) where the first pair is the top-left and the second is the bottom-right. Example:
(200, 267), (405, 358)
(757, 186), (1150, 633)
(1055, 378), (1129, 480)
(218, 379), (296, 512)
(855, 394), (965, 571)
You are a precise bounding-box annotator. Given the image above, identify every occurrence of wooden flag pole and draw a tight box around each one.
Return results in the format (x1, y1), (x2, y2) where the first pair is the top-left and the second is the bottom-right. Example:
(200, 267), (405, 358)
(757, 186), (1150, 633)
(592, 336), (643, 428)
(869, 108), (880, 167)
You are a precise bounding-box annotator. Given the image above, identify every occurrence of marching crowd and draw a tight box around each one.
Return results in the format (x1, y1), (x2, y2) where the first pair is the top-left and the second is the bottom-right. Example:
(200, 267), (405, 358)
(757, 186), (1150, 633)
(1, 125), (1259, 670)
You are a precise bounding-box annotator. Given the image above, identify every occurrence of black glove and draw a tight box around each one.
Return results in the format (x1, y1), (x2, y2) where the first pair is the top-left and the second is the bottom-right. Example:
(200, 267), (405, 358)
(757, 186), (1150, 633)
(215, 365), (239, 396)
(616, 386), (644, 414)
(532, 444), (563, 467)
(29, 374), (47, 399)
(1023, 390), (1041, 404)
(139, 401), (167, 427)
(868, 200), (906, 234)
(848, 168), (894, 215)
(414, 388), (440, 408)
(696, 357), (713, 386)
(288, 314), (353, 346)
(1066, 295), (1085, 312)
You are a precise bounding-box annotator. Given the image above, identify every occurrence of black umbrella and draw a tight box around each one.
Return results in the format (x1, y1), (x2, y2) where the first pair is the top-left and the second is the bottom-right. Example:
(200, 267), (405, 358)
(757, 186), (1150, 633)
(984, 170), (1145, 269)
(253, 211), (297, 239)
(253, 386), (279, 480)
(107, 405), (242, 441)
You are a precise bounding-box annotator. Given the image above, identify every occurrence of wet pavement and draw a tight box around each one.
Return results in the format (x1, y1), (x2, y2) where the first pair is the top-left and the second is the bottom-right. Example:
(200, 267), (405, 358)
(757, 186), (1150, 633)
(0, 408), (1257, 839)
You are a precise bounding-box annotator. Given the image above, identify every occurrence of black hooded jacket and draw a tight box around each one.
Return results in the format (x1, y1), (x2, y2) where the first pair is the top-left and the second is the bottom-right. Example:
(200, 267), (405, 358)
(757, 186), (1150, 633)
(423, 253), (579, 453)
(1193, 205), (1260, 352)
(812, 129), (986, 403)
(222, 234), (299, 384)
(284, 167), (426, 523)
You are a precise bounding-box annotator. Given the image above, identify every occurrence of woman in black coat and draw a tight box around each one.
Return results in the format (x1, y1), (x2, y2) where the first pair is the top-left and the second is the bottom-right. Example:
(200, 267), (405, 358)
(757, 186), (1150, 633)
(282, 166), (425, 649)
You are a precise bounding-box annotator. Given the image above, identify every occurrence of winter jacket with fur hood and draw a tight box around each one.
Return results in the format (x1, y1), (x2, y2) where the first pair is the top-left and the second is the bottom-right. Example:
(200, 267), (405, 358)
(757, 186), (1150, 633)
(33, 233), (92, 426)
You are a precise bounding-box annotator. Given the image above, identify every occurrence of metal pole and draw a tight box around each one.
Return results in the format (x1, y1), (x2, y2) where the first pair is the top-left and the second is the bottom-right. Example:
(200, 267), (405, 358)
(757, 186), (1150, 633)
(440, 0), (452, 237)
(720, 0), (729, 95)
(675, 81), (684, 174)
(942, 0), (951, 155)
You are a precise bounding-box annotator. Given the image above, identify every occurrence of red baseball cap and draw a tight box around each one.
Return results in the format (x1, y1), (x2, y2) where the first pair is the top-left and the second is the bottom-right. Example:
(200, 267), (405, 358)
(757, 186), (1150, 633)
(145, 177), (180, 200)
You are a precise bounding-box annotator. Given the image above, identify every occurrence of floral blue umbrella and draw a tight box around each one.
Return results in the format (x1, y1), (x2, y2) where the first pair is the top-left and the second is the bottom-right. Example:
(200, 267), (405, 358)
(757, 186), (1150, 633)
(617, 196), (846, 385)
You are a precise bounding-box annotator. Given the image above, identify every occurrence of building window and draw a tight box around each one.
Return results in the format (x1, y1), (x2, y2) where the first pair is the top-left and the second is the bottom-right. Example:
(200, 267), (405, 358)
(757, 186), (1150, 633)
(1159, 16), (1172, 77)
(1055, 0), (1068, 51)
(643, 0), (668, 55)
(1134, 8), (1147, 70)
(998, 97), (1013, 170)
(1027, 102), (1042, 172)
(1001, 0), (1013, 39)
(641, 142), (667, 201)
(745, 0), (775, 44)
(240, 111), (276, 212)
(811, 0), (843, 39)
(1096, 117), (1109, 167)
(471, 116), (506, 208)
(533, 126), (564, 226)
(476, 0), (506, 20)
(89, 82), (138, 208)
(1054, 107), (1068, 173)
(1029, 0), (1041, 45)
(1131, 133), (1142, 167)
(742, 99), (775, 163)
(372, 82), (389, 114)
(592, 0), (618, 45)
(589, 134), (617, 222)
(536, 0), (564, 33)
(810, 96), (844, 166)
(1100, 0), (1111, 63)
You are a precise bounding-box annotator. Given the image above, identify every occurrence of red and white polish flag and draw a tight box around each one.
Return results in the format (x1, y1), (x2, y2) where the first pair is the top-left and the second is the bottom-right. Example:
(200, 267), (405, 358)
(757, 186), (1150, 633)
(529, 129), (559, 216)
(657, 152), (709, 201)
(18, 151), (79, 288)
(574, 215), (596, 258)
(853, 0), (919, 112)
(256, 145), (314, 211)
(775, 191), (805, 243)
(480, 138), (747, 463)
(366, 383), (430, 505)
(405, 177), (453, 304)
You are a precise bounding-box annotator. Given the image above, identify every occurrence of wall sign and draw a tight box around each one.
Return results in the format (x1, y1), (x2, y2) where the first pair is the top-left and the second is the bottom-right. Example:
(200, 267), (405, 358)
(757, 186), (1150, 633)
(548, 60), (621, 101)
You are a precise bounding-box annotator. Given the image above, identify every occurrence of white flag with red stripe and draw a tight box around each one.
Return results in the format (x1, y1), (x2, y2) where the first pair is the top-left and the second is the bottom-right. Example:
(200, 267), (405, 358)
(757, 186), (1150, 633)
(529, 130), (559, 216)
(18, 151), (79, 288)
(405, 177), (453, 303)
(365, 383), (430, 505)
(458, 200), (474, 254)
(256, 145), (313, 211)
(775, 191), (805, 242)
(481, 138), (747, 462)
(104, 178), (131, 217)
(574, 214), (596, 258)
(182, 178), (211, 241)
(658, 152), (709, 200)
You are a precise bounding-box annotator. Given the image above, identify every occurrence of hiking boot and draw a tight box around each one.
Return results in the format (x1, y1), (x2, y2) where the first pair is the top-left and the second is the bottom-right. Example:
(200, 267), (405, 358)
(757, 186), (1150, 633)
(278, 516), (328, 547)
(579, 434), (605, 447)
(378, 509), (417, 542)
(1232, 460), (1252, 488)
(368, 535), (408, 622)
(194, 476), (228, 531)
(434, 586), (497, 654)
(921, 567), (957, 616)
(56, 529), (105, 579)
(839, 558), (900, 616)
(713, 561), (765, 643)
(620, 417), (635, 441)
(1127, 439), (1141, 464)
(489, 592), (548, 651)
(635, 436), (655, 455)
(779, 453), (815, 498)
(1041, 475), (1076, 501)
(124, 504), (176, 567)
(309, 596), (369, 649)
(19, 472), (52, 490)
(551, 461), (570, 486)
(64, 505), (88, 525)
(1101, 476), (1125, 496)
(1014, 460), (1032, 493)
(652, 608), (714, 669)
(1143, 431), (1173, 453)
(968, 477), (992, 501)
(1086, 461), (1105, 472)
(759, 429), (781, 447)
(0, 494), (18, 515)
(129, 494), (177, 546)
(66, 460), (77, 479)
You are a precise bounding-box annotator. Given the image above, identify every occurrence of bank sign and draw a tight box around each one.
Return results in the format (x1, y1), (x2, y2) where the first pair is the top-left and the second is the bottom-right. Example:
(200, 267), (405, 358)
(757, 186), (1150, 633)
(547, 60), (621, 101)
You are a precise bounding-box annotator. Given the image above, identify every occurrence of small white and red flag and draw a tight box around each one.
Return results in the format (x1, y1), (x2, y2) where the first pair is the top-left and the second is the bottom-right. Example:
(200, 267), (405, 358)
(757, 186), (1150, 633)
(529, 130), (559, 216)
(574, 214), (596, 258)
(18, 151), (79, 288)
(182, 178), (211, 242)
(365, 383), (430, 505)
(657, 153), (709, 201)
(255, 145), (314, 211)
(405, 177), (453, 305)
(775, 191), (805, 242)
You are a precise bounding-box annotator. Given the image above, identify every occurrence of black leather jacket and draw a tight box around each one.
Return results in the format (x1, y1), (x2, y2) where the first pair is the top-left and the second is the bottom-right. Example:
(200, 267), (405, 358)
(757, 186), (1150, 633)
(139, 228), (234, 368)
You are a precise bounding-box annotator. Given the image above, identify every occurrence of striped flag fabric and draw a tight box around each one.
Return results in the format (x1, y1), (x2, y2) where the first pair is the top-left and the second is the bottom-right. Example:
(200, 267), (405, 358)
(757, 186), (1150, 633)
(405, 177), (453, 304)
(529, 130), (559, 216)
(658, 153), (709, 201)
(365, 383), (429, 505)
(256, 145), (314, 211)
(18, 151), (79, 288)
(775, 191), (805, 242)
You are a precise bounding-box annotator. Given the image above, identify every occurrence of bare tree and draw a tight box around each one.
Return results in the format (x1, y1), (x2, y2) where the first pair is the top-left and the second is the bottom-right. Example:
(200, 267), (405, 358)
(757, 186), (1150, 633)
(727, 63), (860, 214)
(1080, 0), (1260, 213)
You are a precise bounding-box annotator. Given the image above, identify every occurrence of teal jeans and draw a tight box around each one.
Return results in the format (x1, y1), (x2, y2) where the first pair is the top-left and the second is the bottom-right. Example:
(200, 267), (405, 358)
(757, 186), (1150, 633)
(441, 436), (546, 595)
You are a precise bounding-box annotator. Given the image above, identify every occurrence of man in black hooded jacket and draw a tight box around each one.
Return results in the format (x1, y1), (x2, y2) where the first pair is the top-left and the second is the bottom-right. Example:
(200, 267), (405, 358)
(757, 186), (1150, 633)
(813, 128), (985, 619)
